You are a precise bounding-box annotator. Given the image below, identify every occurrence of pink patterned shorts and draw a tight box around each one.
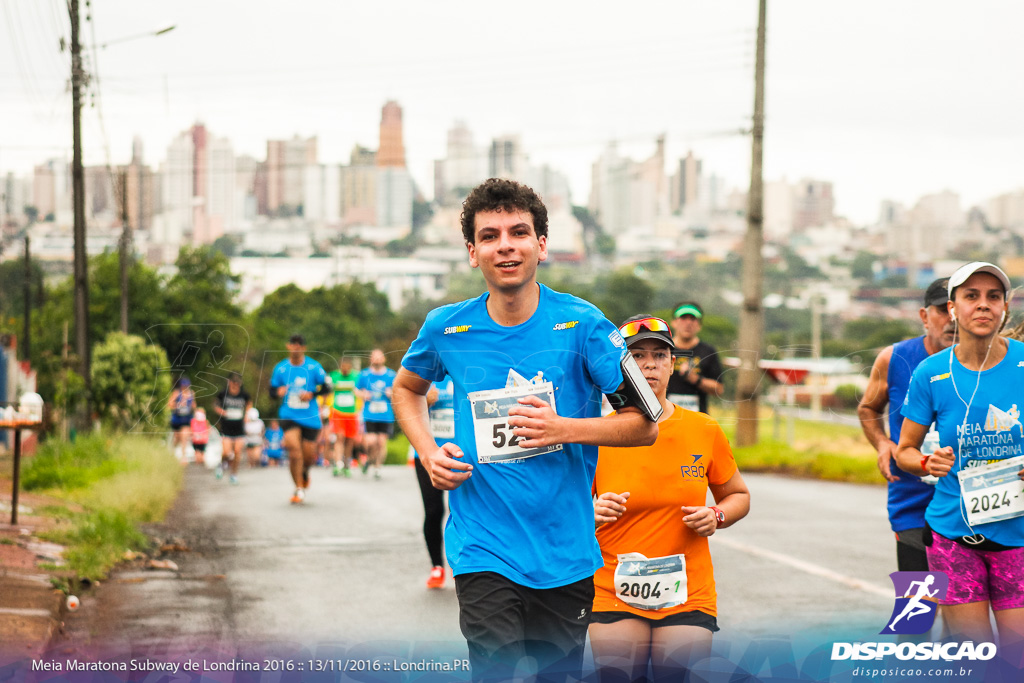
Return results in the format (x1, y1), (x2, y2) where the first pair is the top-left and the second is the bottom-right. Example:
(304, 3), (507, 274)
(927, 532), (1024, 610)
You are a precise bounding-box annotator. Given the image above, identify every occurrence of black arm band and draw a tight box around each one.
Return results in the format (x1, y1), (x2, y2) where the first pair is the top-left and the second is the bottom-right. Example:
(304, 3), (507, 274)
(315, 381), (332, 398)
(605, 353), (663, 422)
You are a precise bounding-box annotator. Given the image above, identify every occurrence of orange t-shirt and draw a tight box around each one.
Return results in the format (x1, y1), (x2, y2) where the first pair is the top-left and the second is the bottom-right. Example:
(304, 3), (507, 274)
(592, 404), (737, 619)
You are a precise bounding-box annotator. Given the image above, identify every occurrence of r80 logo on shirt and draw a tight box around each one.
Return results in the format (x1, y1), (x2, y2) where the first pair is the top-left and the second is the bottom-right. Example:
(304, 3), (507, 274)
(680, 454), (706, 479)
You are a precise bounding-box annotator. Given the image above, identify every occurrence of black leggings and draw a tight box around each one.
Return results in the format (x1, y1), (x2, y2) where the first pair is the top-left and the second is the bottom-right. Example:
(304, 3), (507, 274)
(414, 456), (446, 568)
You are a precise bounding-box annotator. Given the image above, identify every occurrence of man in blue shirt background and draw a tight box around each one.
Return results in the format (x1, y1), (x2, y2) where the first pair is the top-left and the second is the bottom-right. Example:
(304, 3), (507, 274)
(270, 333), (330, 504)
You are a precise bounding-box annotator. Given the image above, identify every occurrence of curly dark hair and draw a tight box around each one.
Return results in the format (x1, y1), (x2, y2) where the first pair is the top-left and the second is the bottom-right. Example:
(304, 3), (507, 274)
(460, 178), (548, 244)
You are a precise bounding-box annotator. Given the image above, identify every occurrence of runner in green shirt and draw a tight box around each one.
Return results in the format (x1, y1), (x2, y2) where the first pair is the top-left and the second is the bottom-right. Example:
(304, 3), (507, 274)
(329, 357), (361, 477)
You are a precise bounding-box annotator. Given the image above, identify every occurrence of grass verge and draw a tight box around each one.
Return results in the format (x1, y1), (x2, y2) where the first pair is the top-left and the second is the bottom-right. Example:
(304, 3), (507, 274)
(715, 410), (882, 485)
(22, 433), (182, 582)
(385, 432), (412, 466)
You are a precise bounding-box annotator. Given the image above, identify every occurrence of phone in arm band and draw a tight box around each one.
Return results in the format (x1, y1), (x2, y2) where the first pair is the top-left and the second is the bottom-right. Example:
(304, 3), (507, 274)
(606, 352), (664, 422)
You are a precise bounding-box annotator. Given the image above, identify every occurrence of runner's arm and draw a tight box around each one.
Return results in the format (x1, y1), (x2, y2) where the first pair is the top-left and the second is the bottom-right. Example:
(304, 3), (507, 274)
(393, 367), (471, 490)
(895, 418), (953, 477)
(857, 346), (898, 482)
(508, 396), (657, 448)
(683, 470), (751, 537)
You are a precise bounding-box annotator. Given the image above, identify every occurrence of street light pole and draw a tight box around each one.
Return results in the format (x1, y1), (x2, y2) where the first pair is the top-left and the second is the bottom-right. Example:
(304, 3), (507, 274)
(70, 0), (91, 425)
(120, 169), (130, 333)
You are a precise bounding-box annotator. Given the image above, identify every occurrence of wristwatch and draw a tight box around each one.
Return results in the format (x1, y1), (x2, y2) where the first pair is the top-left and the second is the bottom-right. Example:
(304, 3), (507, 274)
(709, 506), (726, 527)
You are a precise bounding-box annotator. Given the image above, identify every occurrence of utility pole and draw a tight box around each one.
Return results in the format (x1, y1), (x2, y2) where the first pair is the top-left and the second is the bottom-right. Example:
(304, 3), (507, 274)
(120, 169), (130, 333)
(70, 0), (91, 424)
(23, 236), (30, 359)
(735, 0), (767, 447)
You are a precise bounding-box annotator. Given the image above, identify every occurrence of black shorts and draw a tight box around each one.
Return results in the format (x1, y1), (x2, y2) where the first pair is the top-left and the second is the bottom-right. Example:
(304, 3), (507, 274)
(220, 420), (245, 438)
(192, 443), (207, 453)
(279, 419), (320, 442)
(455, 571), (593, 682)
(364, 421), (394, 437)
(170, 417), (192, 431)
(590, 609), (719, 632)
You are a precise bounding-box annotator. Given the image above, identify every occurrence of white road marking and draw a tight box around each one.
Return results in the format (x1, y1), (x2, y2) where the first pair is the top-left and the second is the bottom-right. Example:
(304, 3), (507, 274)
(713, 535), (892, 599)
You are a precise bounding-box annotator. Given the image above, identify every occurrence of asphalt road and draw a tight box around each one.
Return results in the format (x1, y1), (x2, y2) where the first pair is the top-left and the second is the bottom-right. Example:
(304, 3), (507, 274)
(46, 464), (900, 675)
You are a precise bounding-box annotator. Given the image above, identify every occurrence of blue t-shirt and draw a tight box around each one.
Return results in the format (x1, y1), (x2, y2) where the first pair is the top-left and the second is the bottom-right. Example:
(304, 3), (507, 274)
(265, 427), (284, 457)
(401, 284), (627, 588)
(270, 356), (328, 429)
(357, 367), (397, 423)
(902, 339), (1024, 547)
(886, 336), (937, 532)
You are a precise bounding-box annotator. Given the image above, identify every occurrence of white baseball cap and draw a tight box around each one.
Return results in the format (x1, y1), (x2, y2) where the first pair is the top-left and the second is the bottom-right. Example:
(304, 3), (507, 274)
(947, 261), (1011, 298)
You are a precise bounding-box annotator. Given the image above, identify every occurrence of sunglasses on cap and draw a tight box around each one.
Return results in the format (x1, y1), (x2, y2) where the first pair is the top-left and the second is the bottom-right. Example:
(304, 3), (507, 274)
(618, 317), (671, 338)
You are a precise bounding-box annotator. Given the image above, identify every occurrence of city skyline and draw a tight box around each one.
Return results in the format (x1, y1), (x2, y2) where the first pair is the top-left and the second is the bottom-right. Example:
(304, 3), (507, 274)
(2, 0), (1023, 224)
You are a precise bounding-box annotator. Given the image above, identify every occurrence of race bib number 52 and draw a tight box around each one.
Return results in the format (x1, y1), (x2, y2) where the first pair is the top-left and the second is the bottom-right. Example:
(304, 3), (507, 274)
(468, 382), (562, 463)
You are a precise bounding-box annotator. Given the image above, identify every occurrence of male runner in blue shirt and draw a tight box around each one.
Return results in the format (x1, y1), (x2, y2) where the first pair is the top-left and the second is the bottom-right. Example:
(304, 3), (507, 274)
(394, 178), (657, 682)
(270, 334), (330, 504)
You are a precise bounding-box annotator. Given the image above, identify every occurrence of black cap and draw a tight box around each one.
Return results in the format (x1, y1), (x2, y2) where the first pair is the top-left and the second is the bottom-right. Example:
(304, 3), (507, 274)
(288, 333), (306, 346)
(619, 315), (675, 349)
(228, 372), (242, 383)
(924, 278), (950, 308)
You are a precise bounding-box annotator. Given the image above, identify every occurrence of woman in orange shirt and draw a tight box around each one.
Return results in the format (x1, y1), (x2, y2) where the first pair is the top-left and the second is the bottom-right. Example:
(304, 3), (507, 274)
(591, 315), (750, 682)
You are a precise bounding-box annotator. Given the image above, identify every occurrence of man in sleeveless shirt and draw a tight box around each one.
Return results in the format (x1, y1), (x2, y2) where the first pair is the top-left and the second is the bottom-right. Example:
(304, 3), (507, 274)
(858, 278), (955, 571)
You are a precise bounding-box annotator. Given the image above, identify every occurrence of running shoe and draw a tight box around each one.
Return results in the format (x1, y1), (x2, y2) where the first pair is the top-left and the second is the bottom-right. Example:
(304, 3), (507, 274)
(361, 459), (370, 475)
(342, 467), (351, 478)
(290, 489), (305, 504)
(229, 475), (239, 486)
(332, 465), (341, 477)
(426, 566), (445, 589)
(374, 469), (382, 480)
(215, 465), (223, 480)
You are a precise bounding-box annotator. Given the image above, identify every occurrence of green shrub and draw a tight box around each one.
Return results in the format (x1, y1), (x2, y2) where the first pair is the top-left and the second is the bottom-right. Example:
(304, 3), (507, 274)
(833, 384), (862, 410)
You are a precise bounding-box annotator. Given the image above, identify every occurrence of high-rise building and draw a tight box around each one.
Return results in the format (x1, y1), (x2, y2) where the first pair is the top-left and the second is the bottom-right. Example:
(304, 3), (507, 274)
(33, 158), (70, 222)
(340, 145), (378, 226)
(588, 140), (668, 234)
(671, 150), (702, 213)
(2, 173), (30, 229)
(435, 121), (487, 206)
(376, 167), (413, 230)
(304, 164), (341, 224)
(490, 134), (525, 180)
(202, 134), (236, 243)
(158, 130), (194, 248)
(265, 135), (317, 215)
(792, 179), (835, 231)
(377, 101), (405, 168)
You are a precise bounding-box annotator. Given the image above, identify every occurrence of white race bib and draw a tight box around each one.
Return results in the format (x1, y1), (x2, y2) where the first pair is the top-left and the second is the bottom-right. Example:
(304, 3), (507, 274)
(334, 392), (355, 409)
(287, 391), (308, 410)
(225, 407), (244, 421)
(958, 454), (1024, 525)
(614, 552), (688, 611)
(430, 408), (455, 440)
(368, 400), (388, 414)
(468, 381), (562, 463)
(668, 393), (700, 412)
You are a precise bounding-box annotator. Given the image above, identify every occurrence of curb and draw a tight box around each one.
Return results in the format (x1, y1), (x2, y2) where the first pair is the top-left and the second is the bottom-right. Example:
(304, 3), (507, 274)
(0, 568), (65, 659)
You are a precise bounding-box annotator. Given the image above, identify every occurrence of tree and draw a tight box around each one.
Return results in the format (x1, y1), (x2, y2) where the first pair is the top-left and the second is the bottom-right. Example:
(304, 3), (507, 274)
(412, 199), (435, 231)
(596, 271), (655, 325)
(91, 332), (171, 432)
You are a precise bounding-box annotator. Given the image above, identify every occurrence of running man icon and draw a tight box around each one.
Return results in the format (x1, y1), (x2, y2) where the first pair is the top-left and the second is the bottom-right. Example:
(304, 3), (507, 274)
(881, 571), (949, 635)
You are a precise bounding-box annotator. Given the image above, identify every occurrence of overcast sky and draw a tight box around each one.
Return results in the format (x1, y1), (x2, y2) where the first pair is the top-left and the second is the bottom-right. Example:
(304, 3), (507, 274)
(1, 0), (1022, 224)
